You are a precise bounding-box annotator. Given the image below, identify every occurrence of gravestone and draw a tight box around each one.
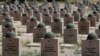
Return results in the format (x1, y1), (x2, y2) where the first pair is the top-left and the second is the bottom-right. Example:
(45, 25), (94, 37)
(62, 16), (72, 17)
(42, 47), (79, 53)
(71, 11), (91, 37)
(41, 32), (58, 56)
(18, 6), (24, 13)
(39, 5), (44, 13)
(2, 31), (20, 56)
(77, 9), (84, 18)
(48, 7), (54, 14)
(33, 23), (50, 42)
(42, 13), (52, 25)
(42, 8), (49, 16)
(27, 17), (37, 33)
(2, 16), (13, 28)
(64, 23), (78, 44)
(72, 11), (80, 22)
(64, 14), (74, 26)
(2, 12), (9, 20)
(88, 14), (96, 27)
(2, 22), (16, 37)
(9, 7), (15, 17)
(82, 33), (100, 56)
(3, 5), (9, 12)
(25, 8), (33, 17)
(33, 9), (42, 21)
(0, 15), (3, 25)
(78, 18), (90, 34)
(21, 13), (30, 25)
(52, 11), (60, 20)
(60, 8), (66, 18)
(13, 10), (21, 21)
(93, 11), (100, 22)
(51, 17), (63, 34)
(95, 25), (100, 38)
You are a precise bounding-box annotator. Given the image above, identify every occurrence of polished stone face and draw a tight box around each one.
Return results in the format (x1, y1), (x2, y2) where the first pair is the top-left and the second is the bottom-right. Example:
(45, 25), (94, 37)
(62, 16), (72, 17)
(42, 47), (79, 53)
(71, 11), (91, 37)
(41, 39), (58, 56)
(64, 29), (78, 44)
(2, 38), (20, 56)
(82, 40), (100, 56)
(78, 21), (90, 34)
(33, 28), (46, 42)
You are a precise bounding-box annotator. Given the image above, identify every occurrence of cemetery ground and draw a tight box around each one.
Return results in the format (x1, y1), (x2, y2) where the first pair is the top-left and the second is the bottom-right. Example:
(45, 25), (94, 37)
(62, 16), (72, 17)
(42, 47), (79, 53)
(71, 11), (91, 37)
(0, 1), (100, 56)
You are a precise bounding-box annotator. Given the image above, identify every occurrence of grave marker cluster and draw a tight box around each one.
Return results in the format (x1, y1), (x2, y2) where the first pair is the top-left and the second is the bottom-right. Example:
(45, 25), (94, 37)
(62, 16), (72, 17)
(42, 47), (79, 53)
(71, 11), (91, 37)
(0, 0), (100, 56)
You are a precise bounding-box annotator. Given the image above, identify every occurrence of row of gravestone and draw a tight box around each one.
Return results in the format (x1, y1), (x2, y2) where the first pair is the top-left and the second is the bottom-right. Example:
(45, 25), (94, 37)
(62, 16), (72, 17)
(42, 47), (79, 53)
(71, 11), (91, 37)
(1, 1), (100, 56)
(1, 12), (100, 42)
(2, 30), (100, 56)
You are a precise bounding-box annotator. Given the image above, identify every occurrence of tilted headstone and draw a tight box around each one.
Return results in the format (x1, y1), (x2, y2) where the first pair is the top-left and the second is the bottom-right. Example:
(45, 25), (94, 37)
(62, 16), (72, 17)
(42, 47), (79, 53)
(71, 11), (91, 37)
(78, 18), (90, 34)
(82, 33), (100, 56)
(88, 14), (96, 27)
(51, 17), (63, 34)
(27, 17), (38, 33)
(2, 31), (20, 56)
(64, 14), (74, 26)
(41, 32), (58, 56)
(64, 23), (78, 44)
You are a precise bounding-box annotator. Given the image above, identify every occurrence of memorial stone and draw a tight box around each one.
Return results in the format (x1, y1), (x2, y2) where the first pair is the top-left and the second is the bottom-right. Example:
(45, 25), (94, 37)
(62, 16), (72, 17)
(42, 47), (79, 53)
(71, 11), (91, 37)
(33, 23), (47, 42)
(93, 11), (100, 22)
(88, 14), (96, 27)
(51, 17), (63, 34)
(60, 8), (66, 18)
(82, 33), (100, 56)
(27, 17), (37, 33)
(13, 10), (21, 21)
(64, 23), (78, 44)
(64, 14), (74, 26)
(42, 13), (52, 25)
(78, 17), (90, 34)
(72, 11), (80, 22)
(41, 32), (58, 56)
(21, 13), (30, 25)
(95, 25), (100, 38)
(2, 31), (20, 56)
